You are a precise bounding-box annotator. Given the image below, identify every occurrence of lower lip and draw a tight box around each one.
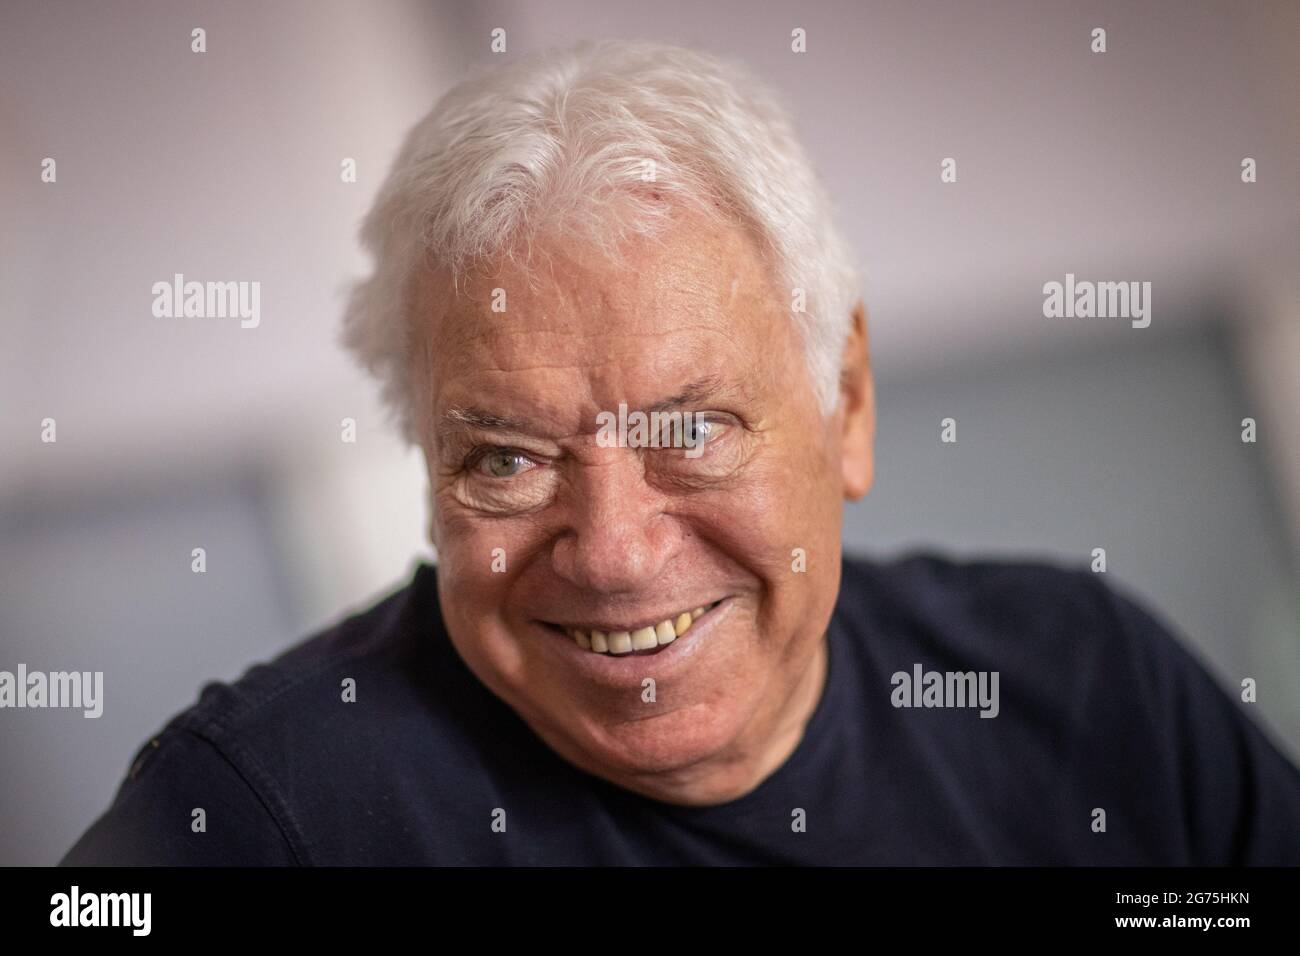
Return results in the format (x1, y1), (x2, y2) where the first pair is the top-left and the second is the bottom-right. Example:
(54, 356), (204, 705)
(539, 598), (732, 679)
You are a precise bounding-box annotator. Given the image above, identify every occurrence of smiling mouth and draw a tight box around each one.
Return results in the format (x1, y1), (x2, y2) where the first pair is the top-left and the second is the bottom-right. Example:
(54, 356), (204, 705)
(543, 600), (724, 656)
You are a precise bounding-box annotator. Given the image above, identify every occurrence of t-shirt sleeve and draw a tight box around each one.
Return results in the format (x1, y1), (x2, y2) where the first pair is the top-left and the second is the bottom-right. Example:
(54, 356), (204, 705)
(58, 726), (299, 866)
(1093, 573), (1300, 865)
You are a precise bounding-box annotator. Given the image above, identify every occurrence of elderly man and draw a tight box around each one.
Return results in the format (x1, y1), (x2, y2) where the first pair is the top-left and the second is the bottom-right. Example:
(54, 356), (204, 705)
(63, 40), (1300, 866)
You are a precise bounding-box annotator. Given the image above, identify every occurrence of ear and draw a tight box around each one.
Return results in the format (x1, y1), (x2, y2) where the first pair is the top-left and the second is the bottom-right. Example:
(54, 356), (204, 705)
(839, 300), (875, 500)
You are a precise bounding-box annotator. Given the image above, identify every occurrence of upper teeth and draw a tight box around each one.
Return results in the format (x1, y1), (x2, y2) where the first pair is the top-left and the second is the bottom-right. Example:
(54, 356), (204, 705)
(568, 606), (708, 655)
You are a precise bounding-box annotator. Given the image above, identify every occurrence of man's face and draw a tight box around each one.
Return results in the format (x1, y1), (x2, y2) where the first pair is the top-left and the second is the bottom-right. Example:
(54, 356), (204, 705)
(413, 205), (871, 802)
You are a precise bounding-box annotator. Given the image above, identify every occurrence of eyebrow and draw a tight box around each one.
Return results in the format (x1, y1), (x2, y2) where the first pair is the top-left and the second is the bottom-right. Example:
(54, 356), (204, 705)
(442, 407), (535, 433)
(436, 406), (546, 448)
(643, 374), (729, 415)
(438, 375), (742, 440)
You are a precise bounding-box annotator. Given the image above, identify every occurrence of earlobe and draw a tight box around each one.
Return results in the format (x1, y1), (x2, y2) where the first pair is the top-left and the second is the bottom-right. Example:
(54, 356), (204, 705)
(840, 301), (875, 500)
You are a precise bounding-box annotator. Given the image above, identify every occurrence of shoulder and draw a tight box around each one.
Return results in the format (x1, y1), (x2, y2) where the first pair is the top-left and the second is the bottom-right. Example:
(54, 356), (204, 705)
(63, 563), (460, 865)
(839, 550), (1258, 715)
(836, 548), (1209, 706)
(836, 549), (1300, 864)
(837, 549), (1118, 657)
(59, 722), (298, 865)
(178, 563), (438, 739)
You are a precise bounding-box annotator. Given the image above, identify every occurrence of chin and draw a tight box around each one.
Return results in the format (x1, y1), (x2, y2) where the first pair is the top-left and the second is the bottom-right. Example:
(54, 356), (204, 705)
(573, 699), (747, 778)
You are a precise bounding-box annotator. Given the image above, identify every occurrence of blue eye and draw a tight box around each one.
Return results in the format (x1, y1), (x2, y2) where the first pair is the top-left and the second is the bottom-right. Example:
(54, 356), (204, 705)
(686, 418), (717, 446)
(478, 451), (530, 478)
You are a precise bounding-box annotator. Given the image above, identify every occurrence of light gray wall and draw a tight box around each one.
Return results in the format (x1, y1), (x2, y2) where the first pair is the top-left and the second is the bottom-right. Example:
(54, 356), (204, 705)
(848, 319), (1300, 765)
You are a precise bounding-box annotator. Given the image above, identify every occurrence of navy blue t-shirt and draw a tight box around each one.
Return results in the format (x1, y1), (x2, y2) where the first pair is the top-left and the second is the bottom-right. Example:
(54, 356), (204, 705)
(60, 554), (1300, 865)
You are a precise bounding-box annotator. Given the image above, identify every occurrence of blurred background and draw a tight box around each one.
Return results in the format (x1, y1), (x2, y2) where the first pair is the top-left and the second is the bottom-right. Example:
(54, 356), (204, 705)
(2, 0), (1297, 865)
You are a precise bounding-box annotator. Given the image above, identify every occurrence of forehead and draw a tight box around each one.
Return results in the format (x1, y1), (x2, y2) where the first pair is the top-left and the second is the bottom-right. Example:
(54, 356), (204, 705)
(417, 207), (793, 427)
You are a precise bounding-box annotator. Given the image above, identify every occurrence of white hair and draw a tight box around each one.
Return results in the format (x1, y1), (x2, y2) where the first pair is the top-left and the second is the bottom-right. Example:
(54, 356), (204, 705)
(342, 39), (860, 443)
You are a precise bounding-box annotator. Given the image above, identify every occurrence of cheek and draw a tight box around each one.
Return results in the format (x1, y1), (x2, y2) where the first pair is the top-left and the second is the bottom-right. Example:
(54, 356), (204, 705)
(435, 537), (536, 687)
(715, 438), (839, 560)
(433, 509), (555, 628)
(719, 441), (841, 636)
(432, 512), (514, 608)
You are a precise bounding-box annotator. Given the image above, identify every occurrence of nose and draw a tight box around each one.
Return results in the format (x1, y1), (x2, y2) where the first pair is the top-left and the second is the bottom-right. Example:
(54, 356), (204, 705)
(550, 451), (678, 593)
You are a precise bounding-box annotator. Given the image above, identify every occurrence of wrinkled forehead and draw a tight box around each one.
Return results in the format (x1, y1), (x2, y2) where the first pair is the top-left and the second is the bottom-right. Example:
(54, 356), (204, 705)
(439, 209), (775, 335)
(412, 210), (793, 427)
